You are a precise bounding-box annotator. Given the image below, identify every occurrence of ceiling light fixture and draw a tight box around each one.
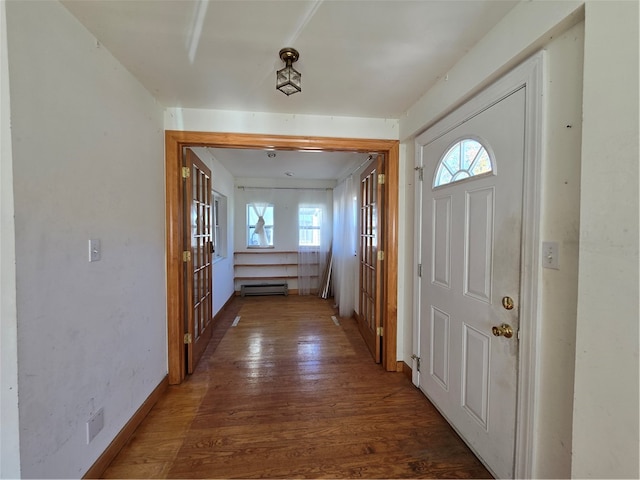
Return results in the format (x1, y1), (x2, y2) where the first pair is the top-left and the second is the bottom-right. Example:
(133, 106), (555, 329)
(267, 152), (276, 158)
(276, 48), (301, 96)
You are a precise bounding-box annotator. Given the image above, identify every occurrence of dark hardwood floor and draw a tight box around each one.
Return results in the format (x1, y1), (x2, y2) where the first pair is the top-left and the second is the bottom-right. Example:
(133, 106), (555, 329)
(102, 296), (491, 479)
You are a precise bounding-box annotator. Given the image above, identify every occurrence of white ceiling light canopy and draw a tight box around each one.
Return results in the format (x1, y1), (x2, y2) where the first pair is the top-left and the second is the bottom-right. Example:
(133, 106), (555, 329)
(276, 47), (301, 96)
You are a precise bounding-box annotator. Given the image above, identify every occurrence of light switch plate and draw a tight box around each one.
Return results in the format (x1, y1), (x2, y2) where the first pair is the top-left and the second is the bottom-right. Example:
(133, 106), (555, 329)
(86, 407), (104, 444)
(89, 238), (101, 262)
(542, 241), (559, 269)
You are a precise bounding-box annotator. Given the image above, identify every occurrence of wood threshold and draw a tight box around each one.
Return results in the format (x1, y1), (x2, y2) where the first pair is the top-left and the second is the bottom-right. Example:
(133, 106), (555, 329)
(82, 375), (169, 479)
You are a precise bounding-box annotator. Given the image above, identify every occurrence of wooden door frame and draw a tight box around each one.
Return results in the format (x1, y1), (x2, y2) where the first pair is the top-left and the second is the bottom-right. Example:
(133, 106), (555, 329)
(165, 131), (399, 384)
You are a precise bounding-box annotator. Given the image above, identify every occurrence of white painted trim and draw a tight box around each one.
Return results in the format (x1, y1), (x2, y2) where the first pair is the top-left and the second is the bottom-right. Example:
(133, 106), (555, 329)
(414, 52), (544, 479)
(0, 1), (22, 476)
(411, 148), (424, 387)
(513, 50), (544, 480)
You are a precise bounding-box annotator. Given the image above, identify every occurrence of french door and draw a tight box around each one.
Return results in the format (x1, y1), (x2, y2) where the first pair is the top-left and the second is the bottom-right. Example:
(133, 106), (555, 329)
(358, 155), (384, 362)
(184, 148), (214, 373)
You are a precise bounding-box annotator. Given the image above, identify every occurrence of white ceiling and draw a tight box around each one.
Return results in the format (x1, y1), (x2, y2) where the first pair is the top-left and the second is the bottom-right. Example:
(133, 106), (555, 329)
(61, 0), (519, 180)
(205, 148), (370, 182)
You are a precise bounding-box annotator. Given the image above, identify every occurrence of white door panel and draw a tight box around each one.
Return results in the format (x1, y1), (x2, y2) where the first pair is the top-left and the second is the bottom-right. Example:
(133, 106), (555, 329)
(418, 87), (525, 479)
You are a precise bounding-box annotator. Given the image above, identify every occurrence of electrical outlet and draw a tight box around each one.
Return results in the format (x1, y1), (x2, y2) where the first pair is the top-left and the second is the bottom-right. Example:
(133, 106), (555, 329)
(88, 239), (101, 262)
(86, 408), (104, 444)
(542, 241), (559, 269)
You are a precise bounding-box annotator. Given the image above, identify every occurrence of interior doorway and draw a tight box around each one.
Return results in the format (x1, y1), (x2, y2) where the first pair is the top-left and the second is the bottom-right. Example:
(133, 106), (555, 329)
(165, 131), (400, 384)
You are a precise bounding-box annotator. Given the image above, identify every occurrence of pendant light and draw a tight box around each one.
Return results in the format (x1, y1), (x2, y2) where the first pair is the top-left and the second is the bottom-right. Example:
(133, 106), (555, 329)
(276, 48), (301, 96)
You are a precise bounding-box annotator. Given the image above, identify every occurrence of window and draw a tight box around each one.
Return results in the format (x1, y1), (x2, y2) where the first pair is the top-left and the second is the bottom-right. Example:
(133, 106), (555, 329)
(247, 203), (274, 247)
(299, 206), (322, 247)
(212, 191), (227, 260)
(434, 138), (493, 188)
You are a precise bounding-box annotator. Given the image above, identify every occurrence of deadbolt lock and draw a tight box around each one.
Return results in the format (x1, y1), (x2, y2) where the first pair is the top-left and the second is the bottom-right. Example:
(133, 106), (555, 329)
(502, 296), (515, 310)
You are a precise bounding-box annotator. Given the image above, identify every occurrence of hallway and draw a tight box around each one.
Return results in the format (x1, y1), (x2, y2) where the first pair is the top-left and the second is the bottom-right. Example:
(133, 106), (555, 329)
(102, 296), (491, 478)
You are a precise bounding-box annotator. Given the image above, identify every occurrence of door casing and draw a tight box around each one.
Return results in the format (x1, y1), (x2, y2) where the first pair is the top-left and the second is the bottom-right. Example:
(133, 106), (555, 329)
(165, 131), (400, 384)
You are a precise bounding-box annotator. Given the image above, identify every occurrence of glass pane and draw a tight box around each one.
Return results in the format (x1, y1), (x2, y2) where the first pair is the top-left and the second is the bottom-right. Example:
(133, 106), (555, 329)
(433, 138), (493, 188)
(471, 149), (492, 175)
(247, 203), (274, 247)
(298, 206), (322, 246)
(461, 140), (480, 170)
(443, 144), (461, 172)
(436, 168), (453, 186)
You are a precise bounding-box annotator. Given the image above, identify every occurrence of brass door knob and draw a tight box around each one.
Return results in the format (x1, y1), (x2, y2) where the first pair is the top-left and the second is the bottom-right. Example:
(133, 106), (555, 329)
(492, 323), (514, 338)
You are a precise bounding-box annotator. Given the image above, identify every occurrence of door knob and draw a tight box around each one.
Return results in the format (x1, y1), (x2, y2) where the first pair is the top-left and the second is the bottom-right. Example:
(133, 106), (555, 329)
(492, 323), (514, 338)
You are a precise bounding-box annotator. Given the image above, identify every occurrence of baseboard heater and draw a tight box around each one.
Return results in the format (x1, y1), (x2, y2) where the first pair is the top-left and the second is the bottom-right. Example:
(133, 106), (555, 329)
(240, 282), (289, 297)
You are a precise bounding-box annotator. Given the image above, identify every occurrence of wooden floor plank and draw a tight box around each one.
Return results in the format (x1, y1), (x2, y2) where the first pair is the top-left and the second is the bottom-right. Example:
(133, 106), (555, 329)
(103, 296), (491, 479)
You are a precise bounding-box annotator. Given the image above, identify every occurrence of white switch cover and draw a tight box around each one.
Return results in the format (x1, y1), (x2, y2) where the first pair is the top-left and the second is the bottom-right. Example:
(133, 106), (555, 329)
(89, 238), (101, 262)
(542, 241), (559, 269)
(86, 407), (104, 444)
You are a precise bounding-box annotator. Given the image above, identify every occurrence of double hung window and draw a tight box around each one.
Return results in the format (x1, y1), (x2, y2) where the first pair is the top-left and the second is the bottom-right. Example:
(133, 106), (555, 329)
(298, 206), (322, 247)
(247, 203), (274, 247)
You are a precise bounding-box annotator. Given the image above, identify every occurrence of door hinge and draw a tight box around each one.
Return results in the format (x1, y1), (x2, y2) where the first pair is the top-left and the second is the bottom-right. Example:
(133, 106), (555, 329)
(181, 166), (190, 179)
(377, 327), (383, 336)
(182, 250), (191, 262)
(414, 166), (424, 181)
(183, 333), (192, 344)
(378, 173), (385, 184)
(411, 354), (421, 372)
(418, 263), (422, 277)
(377, 250), (385, 261)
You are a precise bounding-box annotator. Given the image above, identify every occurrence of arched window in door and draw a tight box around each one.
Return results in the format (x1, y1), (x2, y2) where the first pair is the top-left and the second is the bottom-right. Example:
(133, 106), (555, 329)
(433, 138), (493, 188)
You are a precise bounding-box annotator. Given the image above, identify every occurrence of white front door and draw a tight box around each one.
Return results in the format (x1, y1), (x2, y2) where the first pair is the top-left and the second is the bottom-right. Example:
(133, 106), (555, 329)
(417, 87), (525, 479)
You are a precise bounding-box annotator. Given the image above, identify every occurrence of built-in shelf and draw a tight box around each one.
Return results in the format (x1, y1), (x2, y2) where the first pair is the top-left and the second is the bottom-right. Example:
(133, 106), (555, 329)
(235, 275), (300, 280)
(233, 251), (320, 291)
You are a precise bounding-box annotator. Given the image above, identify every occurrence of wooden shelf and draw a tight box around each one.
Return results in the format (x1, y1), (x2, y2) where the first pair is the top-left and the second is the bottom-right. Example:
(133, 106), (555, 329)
(235, 250), (298, 255)
(233, 251), (320, 288)
(237, 263), (299, 267)
(235, 275), (298, 280)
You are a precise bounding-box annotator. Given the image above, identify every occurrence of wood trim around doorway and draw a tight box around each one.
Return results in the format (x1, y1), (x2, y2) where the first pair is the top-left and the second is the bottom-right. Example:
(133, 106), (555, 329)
(165, 131), (400, 384)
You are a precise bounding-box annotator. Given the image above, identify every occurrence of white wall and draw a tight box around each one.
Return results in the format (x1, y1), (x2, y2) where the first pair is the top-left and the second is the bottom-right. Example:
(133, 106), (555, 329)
(0, 1), (21, 477)
(572, 2), (639, 477)
(535, 22), (584, 478)
(165, 108), (399, 140)
(6, 1), (166, 477)
(191, 148), (236, 316)
(400, 0), (583, 140)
